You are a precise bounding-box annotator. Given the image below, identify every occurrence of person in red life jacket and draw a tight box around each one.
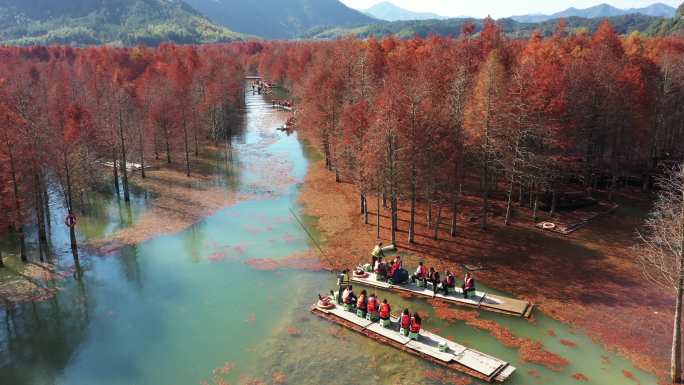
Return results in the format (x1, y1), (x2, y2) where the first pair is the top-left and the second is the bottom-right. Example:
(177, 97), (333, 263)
(410, 312), (422, 334)
(367, 293), (379, 317)
(411, 261), (428, 283)
(379, 299), (391, 321)
(399, 308), (411, 335)
(441, 270), (456, 295)
(356, 290), (368, 317)
(462, 272), (476, 298)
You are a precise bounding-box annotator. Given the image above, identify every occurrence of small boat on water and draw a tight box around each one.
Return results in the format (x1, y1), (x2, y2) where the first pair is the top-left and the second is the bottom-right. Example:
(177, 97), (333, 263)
(351, 272), (534, 318)
(310, 298), (516, 383)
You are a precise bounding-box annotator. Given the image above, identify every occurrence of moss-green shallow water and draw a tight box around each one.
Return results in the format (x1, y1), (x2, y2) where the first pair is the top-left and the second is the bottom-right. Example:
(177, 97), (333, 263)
(0, 90), (658, 385)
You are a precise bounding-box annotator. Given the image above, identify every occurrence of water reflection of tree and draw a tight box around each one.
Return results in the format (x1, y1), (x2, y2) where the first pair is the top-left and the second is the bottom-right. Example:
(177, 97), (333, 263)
(117, 246), (143, 288)
(0, 273), (91, 384)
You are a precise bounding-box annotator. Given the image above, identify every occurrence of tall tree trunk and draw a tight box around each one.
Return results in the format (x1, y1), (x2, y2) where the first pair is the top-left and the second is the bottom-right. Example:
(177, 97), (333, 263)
(119, 105), (130, 202)
(504, 176), (514, 226)
(33, 172), (47, 262)
(165, 125), (171, 164)
(139, 127), (146, 179)
(427, 200), (432, 227)
(450, 184), (461, 237)
(183, 112), (191, 177)
(672, 275), (683, 383)
(532, 189), (539, 222)
(390, 193), (397, 246)
(112, 150), (120, 199)
(376, 194), (381, 238)
(409, 164), (416, 244)
(63, 151), (79, 263)
(0, 251), (3, 267)
(7, 145), (27, 262)
(433, 205), (442, 240)
(550, 189), (558, 216)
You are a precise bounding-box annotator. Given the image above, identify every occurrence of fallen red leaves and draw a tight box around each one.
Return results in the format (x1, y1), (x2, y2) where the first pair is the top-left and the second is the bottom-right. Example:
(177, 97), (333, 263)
(572, 373), (589, 381)
(430, 299), (569, 371)
(622, 369), (640, 384)
(422, 368), (473, 385)
(560, 339), (578, 348)
(286, 326), (301, 336)
(213, 362), (235, 375)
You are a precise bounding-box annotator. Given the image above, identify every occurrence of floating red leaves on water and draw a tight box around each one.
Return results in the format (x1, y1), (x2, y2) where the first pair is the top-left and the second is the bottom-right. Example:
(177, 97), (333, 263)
(397, 291), (414, 299)
(547, 329), (557, 337)
(233, 244), (246, 255)
(429, 328), (441, 334)
(430, 299), (569, 371)
(213, 362), (235, 375)
(622, 369), (640, 384)
(212, 376), (230, 385)
(572, 373), (589, 381)
(286, 326), (301, 336)
(518, 340), (569, 372)
(560, 339), (578, 348)
(243, 251), (322, 272)
(240, 378), (266, 385)
(527, 369), (540, 378)
(246, 314), (256, 324)
(422, 368), (473, 385)
(272, 371), (286, 384)
(601, 355), (611, 366)
(208, 252), (227, 262)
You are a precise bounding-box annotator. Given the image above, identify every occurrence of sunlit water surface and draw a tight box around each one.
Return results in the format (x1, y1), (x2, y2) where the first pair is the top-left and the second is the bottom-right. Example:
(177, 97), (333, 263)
(0, 90), (658, 385)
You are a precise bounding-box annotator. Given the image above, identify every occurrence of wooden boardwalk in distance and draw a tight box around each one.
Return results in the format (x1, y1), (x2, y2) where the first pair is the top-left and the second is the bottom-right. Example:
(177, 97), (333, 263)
(311, 303), (516, 383)
(351, 273), (534, 318)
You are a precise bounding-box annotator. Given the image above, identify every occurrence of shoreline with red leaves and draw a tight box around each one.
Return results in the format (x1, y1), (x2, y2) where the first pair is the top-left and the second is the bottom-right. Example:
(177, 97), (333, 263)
(297, 144), (673, 383)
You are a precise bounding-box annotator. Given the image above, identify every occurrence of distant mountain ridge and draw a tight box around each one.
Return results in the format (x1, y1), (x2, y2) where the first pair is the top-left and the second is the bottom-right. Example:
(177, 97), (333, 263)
(301, 13), (664, 40)
(648, 3), (684, 35)
(512, 2), (676, 23)
(183, 0), (376, 39)
(363, 1), (446, 21)
(0, 0), (242, 46)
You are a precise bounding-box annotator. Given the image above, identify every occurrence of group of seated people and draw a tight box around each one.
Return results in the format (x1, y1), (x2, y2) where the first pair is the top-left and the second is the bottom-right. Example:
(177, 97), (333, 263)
(337, 285), (422, 336)
(409, 263), (476, 298)
(371, 254), (409, 284)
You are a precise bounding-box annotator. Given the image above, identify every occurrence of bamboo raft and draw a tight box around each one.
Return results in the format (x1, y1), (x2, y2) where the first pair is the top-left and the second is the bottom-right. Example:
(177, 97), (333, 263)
(351, 273), (534, 318)
(311, 302), (516, 383)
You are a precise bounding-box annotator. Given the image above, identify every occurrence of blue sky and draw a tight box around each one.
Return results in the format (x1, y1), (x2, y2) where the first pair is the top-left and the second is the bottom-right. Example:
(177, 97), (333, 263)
(340, 0), (682, 18)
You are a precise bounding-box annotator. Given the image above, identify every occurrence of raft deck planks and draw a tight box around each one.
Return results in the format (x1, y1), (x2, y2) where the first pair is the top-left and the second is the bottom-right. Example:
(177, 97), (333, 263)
(351, 273), (533, 318)
(311, 303), (515, 383)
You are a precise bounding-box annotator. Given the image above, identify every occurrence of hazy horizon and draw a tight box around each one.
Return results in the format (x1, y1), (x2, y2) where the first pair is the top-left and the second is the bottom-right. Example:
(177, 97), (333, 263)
(341, 0), (682, 18)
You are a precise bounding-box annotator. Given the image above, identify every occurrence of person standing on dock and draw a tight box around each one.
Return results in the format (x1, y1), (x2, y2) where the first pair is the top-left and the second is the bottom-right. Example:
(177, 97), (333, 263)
(371, 242), (385, 264)
(426, 268), (440, 295)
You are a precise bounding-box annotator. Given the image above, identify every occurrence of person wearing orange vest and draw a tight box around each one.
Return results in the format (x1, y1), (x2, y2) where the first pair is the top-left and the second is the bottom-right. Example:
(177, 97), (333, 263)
(410, 261), (428, 283)
(399, 308), (411, 335)
(379, 299), (391, 321)
(356, 290), (368, 317)
(367, 293), (378, 313)
(410, 312), (422, 334)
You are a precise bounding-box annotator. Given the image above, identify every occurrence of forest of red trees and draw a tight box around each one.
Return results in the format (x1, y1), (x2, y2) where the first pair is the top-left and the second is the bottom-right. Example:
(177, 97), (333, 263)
(251, 20), (684, 245)
(0, 43), (247, 264)
(2, 20), (684, 263)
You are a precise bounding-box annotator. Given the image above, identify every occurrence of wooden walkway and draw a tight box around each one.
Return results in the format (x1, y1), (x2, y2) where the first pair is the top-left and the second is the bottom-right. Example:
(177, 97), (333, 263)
(311, 303), (516, 383)
(351, 273), (534, 318)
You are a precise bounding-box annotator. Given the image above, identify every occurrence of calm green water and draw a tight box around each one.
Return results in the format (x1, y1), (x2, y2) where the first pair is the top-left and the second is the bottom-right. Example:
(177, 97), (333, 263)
(0, 90), (658, 385)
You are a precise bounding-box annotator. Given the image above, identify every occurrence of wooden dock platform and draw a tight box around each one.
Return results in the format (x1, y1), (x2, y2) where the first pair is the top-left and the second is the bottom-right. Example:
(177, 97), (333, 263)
(311, 302), (516, 383)
(351, 273), (534, 318)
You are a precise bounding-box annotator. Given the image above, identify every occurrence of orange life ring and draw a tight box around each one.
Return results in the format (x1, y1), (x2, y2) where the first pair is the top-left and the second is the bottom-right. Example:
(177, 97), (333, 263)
(317, 300), (335, 309)
(353, 271), (369, 278)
